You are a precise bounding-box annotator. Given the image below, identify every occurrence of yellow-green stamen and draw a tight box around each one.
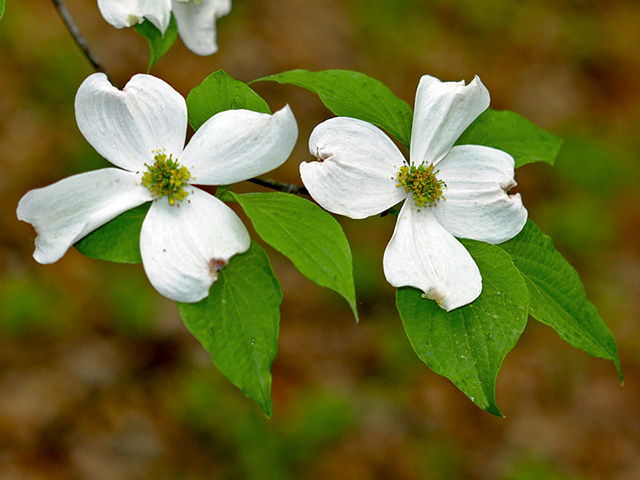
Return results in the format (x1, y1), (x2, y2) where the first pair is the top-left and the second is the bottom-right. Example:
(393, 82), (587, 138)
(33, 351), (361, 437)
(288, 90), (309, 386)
(141, 152), (192, 206)
(396, 163), (446, 207)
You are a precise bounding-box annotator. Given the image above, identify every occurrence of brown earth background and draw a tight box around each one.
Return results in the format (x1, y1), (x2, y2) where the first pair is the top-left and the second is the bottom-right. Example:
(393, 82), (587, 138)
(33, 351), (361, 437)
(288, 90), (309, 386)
(1, 0), (640, 478)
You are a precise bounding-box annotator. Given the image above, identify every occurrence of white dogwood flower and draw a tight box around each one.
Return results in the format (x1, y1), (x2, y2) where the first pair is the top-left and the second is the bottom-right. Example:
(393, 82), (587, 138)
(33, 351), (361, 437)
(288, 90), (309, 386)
(97, 0), (232, 56)
(300, 75), (527, 311)
(17, 73), (298, 302)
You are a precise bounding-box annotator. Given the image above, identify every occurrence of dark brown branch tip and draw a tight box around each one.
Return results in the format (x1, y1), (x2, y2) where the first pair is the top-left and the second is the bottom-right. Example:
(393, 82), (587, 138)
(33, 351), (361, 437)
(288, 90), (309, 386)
(247, 177), (309, 196)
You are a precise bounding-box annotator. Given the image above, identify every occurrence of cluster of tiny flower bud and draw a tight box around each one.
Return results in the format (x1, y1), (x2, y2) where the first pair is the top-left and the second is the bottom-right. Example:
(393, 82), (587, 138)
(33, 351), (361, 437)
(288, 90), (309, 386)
(396, 163), (446, 207)
(141, 152), (192, 206)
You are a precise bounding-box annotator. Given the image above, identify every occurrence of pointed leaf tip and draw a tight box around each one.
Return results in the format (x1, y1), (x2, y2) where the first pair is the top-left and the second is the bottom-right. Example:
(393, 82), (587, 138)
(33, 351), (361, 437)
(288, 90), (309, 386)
(231, 192), (358, 321)
(177, 242), (282, 415)
(397, 240), (529, 415)
(498, 220), (622, 380)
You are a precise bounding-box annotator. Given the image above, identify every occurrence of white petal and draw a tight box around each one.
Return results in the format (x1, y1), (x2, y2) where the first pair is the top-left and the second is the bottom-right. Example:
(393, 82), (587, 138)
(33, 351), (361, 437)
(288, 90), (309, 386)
(410, 75), (490, 167)
(97, 0), (144, 28)
(180, 106), (297, 185)
(139, 0), (172, 32)
(433, 145), (527, 244)
(16, 169), (151, 264)
(140, 187), (250, 302)
(75, 73), (187, 173)
(97, 0), (172, 30)
(301, 117), (407, 219)
(172, 0), (232, 55)
(383, 199), (482, 311)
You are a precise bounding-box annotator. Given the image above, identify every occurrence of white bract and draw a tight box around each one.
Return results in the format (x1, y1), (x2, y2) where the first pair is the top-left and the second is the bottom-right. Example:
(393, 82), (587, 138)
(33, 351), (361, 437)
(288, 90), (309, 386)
(17, 72), (298, 303)
(97, 0), (232, 56)
(300, 75), (527, 311)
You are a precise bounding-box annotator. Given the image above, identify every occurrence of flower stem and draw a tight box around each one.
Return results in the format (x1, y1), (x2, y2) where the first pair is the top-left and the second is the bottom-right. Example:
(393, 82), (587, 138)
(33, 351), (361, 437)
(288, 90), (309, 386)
(50, 0), (115, 85)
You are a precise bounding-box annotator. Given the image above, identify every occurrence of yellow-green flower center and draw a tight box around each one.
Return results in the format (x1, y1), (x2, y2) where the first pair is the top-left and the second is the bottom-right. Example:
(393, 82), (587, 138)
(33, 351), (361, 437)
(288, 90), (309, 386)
(141, 152), (192, 206)
(396, 163), (446, 207)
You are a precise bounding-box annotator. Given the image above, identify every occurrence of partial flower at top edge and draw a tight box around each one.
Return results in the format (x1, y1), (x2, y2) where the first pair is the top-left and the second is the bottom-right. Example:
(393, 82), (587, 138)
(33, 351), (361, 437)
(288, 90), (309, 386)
(97, 0), (232, 56)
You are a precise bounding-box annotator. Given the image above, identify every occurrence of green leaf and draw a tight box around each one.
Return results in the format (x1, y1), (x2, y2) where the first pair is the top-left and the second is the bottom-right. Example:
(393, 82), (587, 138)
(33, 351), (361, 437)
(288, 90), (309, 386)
(74, 203), (150, 263)
(498, 221), (622, 379)
(214, 184), (233, 199)
(134, 16), (179, 71)
(396, 241), (529, 416)
(177, 242), (282, 417)
(1, 0), (5, 21)
(228, 192), (358, 320)
(255, 69), (413, 148)
(187, 70), (271, 131)
(456, 109), (563, 167)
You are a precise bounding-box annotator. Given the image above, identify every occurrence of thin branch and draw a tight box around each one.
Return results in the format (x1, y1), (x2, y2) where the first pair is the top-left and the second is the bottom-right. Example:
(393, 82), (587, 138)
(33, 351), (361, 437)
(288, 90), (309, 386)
(50, 0), (114, 84)
(248, 177), (308, 196)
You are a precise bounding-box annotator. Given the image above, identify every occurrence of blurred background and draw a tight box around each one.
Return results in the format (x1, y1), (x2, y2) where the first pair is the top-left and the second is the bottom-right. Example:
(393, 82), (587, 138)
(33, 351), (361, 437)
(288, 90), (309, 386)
(2, 0), (640, 478)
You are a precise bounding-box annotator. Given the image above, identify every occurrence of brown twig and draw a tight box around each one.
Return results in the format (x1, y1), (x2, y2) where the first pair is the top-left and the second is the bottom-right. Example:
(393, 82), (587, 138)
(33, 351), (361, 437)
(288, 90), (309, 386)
(248, 178), (309, 195)
(50, 0), (115, 84)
